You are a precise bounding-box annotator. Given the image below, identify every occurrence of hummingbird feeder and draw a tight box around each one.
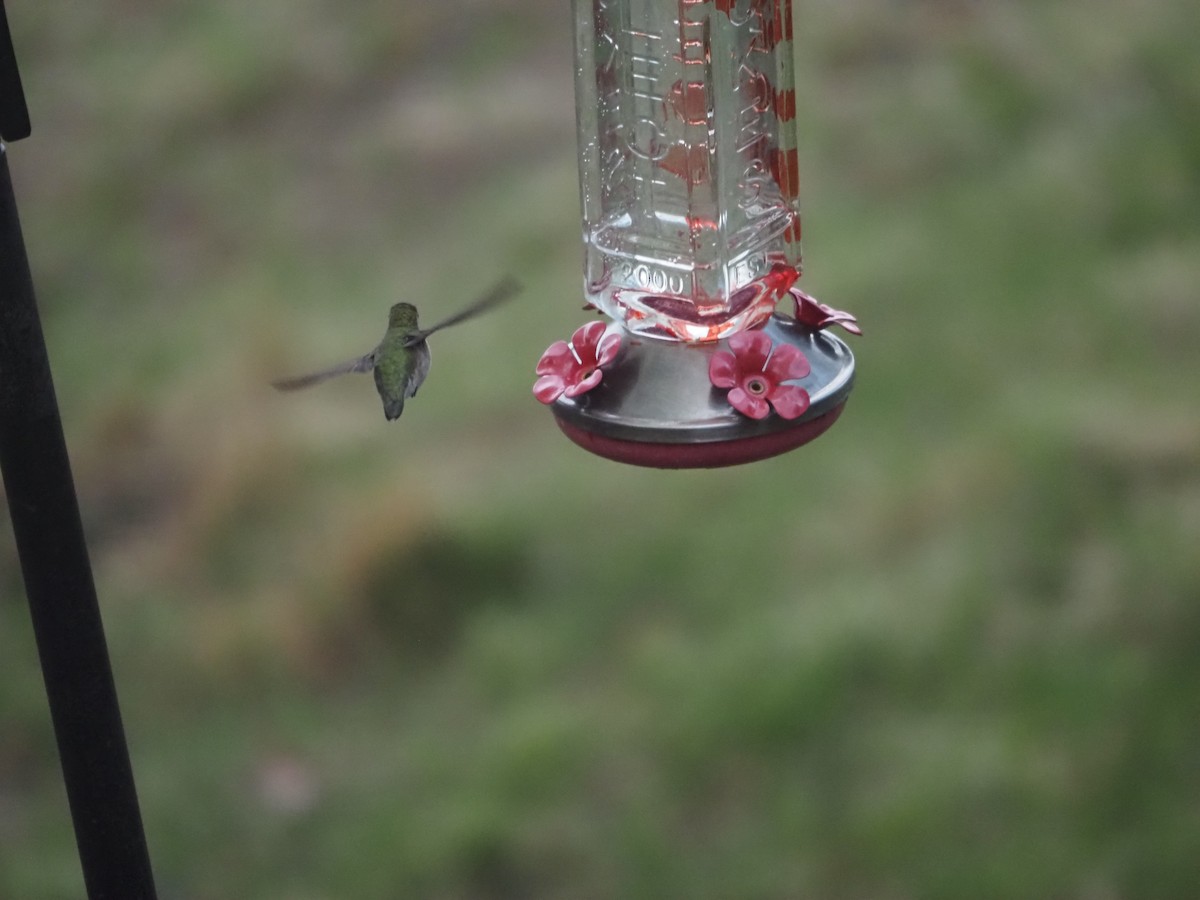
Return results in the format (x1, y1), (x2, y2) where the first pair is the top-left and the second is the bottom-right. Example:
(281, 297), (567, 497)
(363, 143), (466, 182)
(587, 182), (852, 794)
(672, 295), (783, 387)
(535, 0), (859, 468)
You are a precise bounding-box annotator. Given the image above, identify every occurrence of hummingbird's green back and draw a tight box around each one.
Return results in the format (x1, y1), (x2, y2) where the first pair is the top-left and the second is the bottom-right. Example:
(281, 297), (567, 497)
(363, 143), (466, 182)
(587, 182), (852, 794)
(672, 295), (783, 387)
(374, 304), (430, 420)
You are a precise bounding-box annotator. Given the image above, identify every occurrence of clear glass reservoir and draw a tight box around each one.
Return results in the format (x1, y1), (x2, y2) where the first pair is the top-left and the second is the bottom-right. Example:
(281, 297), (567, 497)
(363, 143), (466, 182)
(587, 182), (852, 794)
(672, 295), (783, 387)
(573, 0), (803, 341)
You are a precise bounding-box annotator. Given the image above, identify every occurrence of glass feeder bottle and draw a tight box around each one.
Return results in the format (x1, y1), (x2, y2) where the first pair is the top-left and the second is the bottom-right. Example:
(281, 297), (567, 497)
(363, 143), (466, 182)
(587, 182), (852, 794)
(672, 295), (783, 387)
(574, 0), (802, 341)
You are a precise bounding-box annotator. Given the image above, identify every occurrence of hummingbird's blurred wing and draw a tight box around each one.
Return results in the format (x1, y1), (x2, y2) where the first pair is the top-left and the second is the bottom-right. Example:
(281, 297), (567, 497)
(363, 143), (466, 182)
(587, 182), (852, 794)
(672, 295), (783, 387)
(271, 350), (377, 391)
(405, 276), (521, 345)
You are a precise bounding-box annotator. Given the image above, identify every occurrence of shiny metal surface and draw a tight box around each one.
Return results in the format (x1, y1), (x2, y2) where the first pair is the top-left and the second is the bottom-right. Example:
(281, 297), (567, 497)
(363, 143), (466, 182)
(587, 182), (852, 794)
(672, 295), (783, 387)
(551, 315), (855, 444)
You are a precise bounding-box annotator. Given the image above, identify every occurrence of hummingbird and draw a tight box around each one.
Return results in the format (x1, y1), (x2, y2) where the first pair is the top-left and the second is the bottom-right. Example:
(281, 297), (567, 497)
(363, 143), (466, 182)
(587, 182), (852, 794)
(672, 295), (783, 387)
(272, 276), (520, 420)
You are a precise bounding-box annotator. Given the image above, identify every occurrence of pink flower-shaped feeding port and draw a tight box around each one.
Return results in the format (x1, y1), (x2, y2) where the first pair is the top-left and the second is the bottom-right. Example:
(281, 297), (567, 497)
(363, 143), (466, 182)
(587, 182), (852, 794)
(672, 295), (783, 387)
(708, 330), (811, 420)
(533, 321), (622, 404)
(790, 289), (862, 336)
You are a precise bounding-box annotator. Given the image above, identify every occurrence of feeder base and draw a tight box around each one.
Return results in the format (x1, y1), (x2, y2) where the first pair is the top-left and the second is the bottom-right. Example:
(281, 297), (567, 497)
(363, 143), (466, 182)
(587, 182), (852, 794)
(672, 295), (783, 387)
(548, 314), (855, 469)
(555, 401), (846, 468)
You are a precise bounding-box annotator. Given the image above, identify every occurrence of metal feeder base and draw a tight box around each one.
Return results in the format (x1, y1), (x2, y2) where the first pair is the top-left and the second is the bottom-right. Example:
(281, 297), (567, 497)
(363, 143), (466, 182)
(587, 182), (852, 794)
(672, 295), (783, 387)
(549, 314), (855, 469)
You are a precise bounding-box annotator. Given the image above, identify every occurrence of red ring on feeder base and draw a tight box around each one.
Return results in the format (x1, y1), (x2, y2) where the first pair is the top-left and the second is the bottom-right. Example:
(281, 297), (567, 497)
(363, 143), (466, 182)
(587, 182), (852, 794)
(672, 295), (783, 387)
(553, 402), (846, 469)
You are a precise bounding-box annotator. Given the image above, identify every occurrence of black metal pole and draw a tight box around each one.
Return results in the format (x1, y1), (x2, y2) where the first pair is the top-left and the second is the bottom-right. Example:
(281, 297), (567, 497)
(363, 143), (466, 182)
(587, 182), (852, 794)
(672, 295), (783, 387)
(0, 6), (158, 897)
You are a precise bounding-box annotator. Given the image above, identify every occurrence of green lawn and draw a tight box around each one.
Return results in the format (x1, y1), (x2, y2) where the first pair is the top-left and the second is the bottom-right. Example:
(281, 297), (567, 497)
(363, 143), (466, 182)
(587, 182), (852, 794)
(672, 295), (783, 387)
(2, 1), (1198, 897)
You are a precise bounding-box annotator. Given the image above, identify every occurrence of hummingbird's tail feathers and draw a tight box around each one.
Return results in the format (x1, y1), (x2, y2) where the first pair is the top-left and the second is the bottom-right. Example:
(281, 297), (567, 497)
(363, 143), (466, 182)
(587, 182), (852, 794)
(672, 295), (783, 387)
(382, 396), (406, 420)
(271, 351), (377, 391)
(407, 275), (522, 343)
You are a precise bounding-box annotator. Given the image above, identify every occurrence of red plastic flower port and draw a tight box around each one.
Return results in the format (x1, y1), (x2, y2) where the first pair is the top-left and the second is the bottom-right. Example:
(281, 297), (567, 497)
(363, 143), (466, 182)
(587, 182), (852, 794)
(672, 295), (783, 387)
(790, 289), (862, 336)
(708, 330), (811, 420)
(533, 321), (622, 404)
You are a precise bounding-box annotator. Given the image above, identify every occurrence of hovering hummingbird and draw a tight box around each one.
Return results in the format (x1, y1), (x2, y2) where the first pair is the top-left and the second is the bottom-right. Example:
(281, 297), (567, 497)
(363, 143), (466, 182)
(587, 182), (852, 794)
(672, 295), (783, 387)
(272, 276), (520, 420)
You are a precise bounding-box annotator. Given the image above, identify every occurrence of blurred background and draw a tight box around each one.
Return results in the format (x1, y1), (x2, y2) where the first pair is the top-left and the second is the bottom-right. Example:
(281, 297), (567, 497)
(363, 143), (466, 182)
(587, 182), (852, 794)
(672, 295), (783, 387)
(2, 0), (1198, 896)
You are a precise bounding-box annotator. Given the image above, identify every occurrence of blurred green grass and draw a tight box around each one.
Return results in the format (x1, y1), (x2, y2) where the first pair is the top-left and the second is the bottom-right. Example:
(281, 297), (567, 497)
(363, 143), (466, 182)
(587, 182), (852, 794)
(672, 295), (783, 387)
(2, 0), (1199, 897)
